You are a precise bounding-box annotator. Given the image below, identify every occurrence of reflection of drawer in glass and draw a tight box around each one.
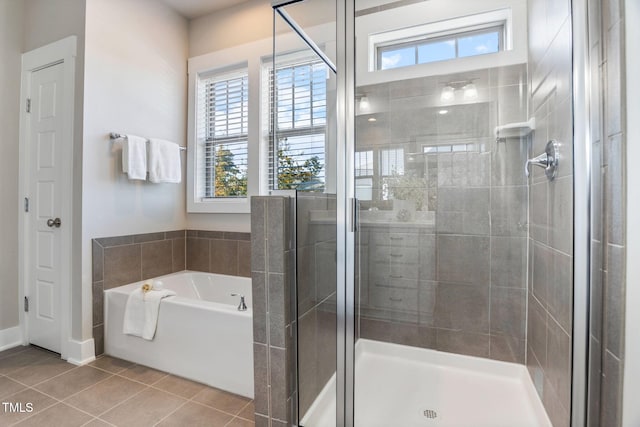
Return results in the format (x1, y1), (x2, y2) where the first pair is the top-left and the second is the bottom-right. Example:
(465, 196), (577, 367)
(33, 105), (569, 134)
(370, 286), (419, 311)
(371, 233), (419, 247)
(370, 246), (420, 264)
(369, 262), (419, 281)
(371, 274), (418, 289)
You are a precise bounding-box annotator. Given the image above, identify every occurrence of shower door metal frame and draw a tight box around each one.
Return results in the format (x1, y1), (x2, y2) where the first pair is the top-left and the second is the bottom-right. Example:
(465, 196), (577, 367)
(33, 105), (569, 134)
(336, 0), (355, 426)
(270, 1), (352, 425)
(274, 0), (594, 425)
(571, 0), (592, 425)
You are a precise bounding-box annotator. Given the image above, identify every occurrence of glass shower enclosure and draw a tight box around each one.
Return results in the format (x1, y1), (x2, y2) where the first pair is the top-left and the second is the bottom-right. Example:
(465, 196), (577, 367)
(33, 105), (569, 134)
(272, 0), (590, 425)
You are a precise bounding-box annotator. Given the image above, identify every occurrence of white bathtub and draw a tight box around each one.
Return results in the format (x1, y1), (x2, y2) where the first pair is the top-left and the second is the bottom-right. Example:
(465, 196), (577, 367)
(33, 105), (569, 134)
(104, 271), (254, 398)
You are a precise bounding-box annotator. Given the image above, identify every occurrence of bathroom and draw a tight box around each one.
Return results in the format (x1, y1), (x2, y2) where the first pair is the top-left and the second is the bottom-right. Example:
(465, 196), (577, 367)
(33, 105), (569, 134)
(0, 0), (638, 426)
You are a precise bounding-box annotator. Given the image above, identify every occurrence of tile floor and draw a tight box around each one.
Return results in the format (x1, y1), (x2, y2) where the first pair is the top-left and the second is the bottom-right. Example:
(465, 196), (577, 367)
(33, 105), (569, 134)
(0, 345), (255, 427)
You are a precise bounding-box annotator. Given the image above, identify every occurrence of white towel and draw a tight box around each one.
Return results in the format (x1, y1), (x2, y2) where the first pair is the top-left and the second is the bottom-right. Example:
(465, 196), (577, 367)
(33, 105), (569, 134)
(148, 138), (181, 183)
(123, 288), (176, 340)
(122, 135), (148, 180)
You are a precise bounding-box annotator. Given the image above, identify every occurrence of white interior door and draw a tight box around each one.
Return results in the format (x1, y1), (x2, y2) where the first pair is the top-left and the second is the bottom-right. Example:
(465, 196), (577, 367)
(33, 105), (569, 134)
(26, 62), (65, 353)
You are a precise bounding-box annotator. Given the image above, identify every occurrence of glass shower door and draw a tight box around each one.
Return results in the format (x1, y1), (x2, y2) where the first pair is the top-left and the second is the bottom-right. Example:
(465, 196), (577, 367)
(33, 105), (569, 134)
(272, 2), (338, 425)
(349, 1), (576, 426)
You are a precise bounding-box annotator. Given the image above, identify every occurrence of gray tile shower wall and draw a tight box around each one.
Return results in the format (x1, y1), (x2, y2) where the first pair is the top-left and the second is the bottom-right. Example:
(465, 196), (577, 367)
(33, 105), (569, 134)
(296, 193), (337, 417)
(526, 0), (574, 426)
(587, 0), (627, 425)
(251, 196), (296, 426)
(356, 64), (529, 364)
(91, 229), (251, 356)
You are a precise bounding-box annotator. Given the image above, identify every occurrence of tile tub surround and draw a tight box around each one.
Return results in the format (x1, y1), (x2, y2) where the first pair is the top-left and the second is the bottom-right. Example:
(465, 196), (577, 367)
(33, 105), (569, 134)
(92, 230), (186, 356)
(186, 230), (252, 277)
(0, 346), (255, 426)
(92, 229), (251, 355)
(251, 196), (296, 426)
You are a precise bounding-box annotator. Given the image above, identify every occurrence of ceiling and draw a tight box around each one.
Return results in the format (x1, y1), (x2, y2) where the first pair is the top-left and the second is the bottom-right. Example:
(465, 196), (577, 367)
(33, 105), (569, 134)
(161, 0), (251, 19)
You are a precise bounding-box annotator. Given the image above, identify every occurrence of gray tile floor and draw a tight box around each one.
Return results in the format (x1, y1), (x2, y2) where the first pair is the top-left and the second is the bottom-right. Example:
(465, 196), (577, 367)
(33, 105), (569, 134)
(0, 346), (254, 427)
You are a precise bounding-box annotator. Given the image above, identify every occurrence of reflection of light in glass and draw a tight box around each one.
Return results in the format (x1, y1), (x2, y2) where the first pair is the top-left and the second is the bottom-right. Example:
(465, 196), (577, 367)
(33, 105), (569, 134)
(463, 83), (478, 101)
(440, 86), (455, 103)
(368, 117), (377, 122)
(438, 109), (449, 115)
(359, 96), (370, 112)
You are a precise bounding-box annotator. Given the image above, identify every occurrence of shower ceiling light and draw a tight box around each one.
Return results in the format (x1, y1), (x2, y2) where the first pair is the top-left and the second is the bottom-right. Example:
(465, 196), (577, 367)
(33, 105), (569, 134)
(359, 96), (370, 112)
(368, 117), (377, 122)
(440, 79), (479, 103)
(439, 109), (449, 115)
(463, 83), (478, 101)
(440, 86), (455, 103)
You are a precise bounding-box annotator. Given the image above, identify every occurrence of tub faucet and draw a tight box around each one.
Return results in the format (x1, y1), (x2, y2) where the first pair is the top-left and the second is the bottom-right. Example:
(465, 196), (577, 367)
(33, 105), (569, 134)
(231, 293), (247, 311)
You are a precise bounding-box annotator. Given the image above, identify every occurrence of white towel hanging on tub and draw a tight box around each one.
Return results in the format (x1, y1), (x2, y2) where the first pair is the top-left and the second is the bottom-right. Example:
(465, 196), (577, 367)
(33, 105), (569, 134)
(148, 138), (181, 183)
(123, 287), (176, 340)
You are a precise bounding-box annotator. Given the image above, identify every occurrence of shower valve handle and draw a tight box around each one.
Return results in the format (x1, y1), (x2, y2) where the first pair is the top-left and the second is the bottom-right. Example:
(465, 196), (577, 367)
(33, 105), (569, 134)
(525, 140), (559, 181)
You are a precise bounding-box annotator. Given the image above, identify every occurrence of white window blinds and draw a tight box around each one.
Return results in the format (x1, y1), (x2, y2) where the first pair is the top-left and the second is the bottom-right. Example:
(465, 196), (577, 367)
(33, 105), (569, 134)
(198, 70), (249, 198)
(270, 59), (328, 190)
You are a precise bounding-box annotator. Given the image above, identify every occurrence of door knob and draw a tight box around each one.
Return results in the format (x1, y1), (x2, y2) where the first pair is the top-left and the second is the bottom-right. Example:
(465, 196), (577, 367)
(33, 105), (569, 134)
(46, 218), (61, 228)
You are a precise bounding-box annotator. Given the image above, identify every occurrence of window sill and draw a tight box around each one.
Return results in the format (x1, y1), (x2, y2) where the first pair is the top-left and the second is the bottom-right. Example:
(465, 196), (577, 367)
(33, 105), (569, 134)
(187, 197), (251, 214)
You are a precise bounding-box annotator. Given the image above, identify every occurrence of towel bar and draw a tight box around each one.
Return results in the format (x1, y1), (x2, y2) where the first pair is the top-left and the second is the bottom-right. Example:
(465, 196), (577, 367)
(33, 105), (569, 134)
(110, 132), (187, 152)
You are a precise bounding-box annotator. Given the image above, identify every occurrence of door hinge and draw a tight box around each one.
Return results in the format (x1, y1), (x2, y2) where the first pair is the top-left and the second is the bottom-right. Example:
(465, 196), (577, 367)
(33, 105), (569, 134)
(26, 98), (31, 113)
(24, 296), (29, 312)
(24, 197), (29, 212)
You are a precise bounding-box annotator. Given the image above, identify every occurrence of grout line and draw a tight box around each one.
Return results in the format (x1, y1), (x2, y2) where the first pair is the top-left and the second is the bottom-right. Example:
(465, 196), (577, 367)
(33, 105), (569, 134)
(30, 364), (112, 390)
(184, 389), (252, 419)
(4, 363), (81, 389)
(92, 384), (149, 419)
(82, 418), (116, 427)
(58, 400), (109, 423)
(7, 393), (60, 427)
(29, 374), (114, 404)
(151, 398), (190, 426)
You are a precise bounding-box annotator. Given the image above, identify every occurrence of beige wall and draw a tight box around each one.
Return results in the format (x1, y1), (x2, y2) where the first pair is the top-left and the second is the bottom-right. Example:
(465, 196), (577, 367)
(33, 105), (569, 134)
(82, 0), (189, 340)
(189, 0), (272, 57)
(0, 0), (25, 332)
(189, 0), (335, 56)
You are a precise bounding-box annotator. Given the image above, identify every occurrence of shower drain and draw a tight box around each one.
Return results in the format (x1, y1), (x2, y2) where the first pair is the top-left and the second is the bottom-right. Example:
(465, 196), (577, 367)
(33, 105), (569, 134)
(423, 409), (438, 419)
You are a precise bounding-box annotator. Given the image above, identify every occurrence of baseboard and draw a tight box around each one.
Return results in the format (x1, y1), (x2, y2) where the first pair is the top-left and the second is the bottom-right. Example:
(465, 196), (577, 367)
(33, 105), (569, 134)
(65, 338), (96, 365)
(0, 326), (24, 352)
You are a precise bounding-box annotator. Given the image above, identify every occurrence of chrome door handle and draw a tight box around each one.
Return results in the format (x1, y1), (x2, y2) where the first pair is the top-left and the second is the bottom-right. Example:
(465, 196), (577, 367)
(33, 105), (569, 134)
(46, 218), (61, 228)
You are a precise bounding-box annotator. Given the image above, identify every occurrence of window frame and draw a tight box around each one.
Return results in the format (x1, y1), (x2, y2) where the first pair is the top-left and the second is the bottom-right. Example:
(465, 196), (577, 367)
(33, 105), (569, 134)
(188, 54), (259, 214)
(376, 22), (505, 70)
(186, 22), (336, 214)
(267, 55), (329, 191)
(201, 70), (249, 200)
(357, 4), (527, 88)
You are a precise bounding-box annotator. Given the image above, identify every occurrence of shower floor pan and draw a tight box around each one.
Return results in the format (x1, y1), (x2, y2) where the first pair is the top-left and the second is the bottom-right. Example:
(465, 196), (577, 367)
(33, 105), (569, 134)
(301, 339), (552, 427)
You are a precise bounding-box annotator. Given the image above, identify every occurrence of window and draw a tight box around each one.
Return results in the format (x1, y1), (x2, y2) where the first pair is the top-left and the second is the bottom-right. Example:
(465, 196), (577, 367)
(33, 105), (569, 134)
(377, 24), (504, 70)
(380, 147), (405, 176)
(356, 150), (374, 200)
(423, 142), (486, 154)
(270, 58), (328, 191)
(197, 69), (249, 199)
